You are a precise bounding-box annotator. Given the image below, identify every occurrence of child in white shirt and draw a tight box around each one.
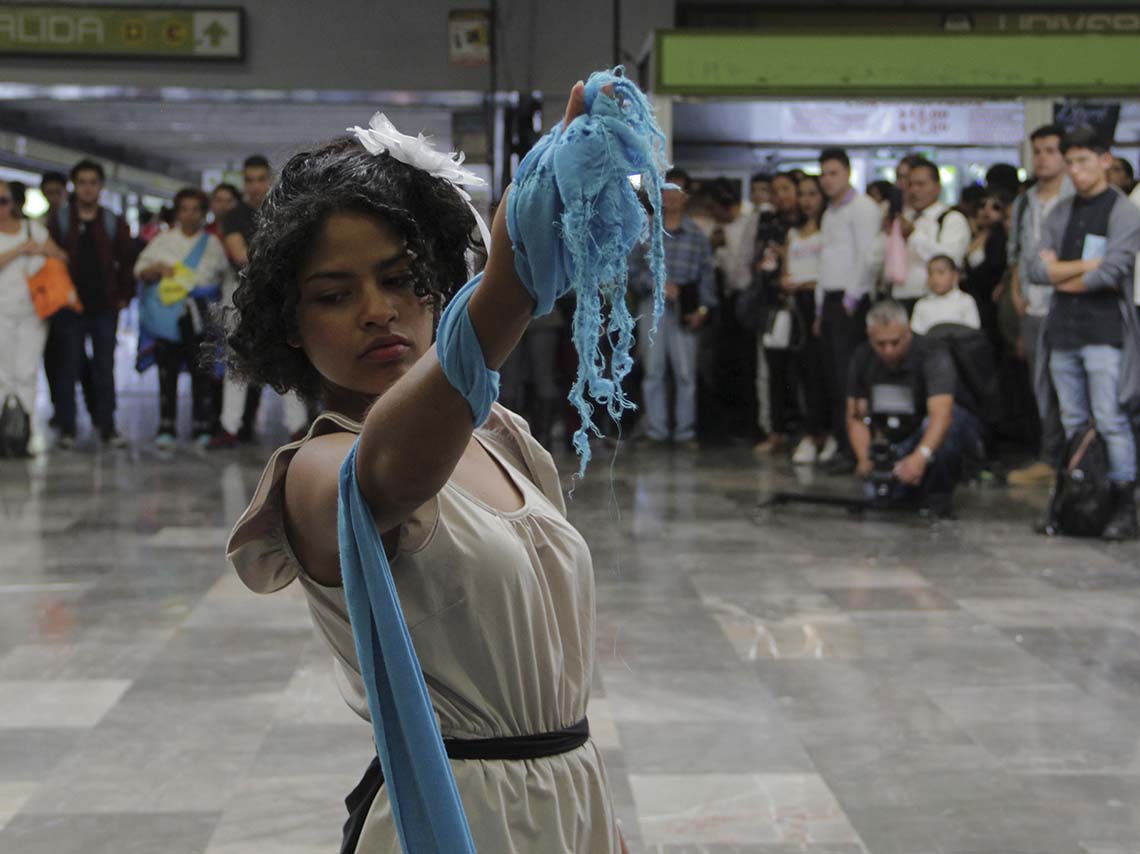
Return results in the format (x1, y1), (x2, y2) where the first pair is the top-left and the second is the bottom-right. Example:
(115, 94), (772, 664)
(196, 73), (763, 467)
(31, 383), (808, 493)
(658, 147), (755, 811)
(910, 254), (981, 335)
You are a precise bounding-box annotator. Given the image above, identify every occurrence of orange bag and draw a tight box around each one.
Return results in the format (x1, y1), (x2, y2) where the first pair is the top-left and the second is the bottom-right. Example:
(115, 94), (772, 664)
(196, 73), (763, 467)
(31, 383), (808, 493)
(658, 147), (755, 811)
(25, 224), (82, 319)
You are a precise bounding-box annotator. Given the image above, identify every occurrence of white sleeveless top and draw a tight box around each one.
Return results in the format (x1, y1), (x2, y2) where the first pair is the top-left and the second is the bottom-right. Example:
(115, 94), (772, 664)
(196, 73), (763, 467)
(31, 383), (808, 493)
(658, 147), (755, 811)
(226, 404), (620, 854)
(785, 227), (823, 286)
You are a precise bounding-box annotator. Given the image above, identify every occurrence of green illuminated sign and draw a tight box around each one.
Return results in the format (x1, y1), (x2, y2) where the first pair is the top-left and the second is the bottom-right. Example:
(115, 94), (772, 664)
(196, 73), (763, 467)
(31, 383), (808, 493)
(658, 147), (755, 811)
(657, 31), (1140, 97)
(0, 5), (243, 60)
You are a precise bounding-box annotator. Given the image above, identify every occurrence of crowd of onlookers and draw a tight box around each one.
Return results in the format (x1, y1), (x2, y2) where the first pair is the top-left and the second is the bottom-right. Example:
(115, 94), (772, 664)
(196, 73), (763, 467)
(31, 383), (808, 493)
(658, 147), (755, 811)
(2, 122), (1138, 536)
(592, 124), (1138, 536)
(0, 154), (309, 458)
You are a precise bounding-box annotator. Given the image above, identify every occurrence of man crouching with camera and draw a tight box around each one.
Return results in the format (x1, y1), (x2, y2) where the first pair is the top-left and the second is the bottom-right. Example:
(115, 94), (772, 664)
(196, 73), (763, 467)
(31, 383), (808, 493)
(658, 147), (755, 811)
(846, 299), (982, 516)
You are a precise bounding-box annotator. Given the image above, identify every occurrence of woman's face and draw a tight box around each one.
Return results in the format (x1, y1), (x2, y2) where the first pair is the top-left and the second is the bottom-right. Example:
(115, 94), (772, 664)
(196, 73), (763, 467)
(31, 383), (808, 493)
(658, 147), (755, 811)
(294, 211), (435, 407)
(977, 196), (1005, 229)
(772, 176), (799, 216)
(798, 180), (823, 220)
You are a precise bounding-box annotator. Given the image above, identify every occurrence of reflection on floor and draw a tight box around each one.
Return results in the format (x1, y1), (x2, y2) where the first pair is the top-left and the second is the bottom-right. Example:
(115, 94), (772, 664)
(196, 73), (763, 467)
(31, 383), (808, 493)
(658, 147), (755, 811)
(2, 405), (1139, 853)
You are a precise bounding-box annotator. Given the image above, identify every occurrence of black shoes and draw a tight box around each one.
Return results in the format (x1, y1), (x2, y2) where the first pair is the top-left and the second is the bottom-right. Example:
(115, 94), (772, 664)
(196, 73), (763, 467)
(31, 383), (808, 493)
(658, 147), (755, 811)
(1102, 482), (1138, 542)
(101, 429), (128, 449)
(822, 452), (856, 476)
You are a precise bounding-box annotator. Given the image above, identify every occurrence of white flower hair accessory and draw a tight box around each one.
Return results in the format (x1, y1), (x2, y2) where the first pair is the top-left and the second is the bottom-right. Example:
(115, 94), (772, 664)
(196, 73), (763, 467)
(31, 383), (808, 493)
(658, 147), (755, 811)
(348, 112), (492, 251)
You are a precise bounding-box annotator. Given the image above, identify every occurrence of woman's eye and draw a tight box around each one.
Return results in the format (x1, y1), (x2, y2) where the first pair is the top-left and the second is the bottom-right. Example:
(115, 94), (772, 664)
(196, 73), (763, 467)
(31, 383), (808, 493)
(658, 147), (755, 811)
(316, 291), (349, 305)
(382, 272), (415, 289)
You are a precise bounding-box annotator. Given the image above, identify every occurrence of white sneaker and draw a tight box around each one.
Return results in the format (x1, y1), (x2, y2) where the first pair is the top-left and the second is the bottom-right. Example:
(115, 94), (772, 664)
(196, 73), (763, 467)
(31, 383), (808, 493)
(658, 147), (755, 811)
(28, 431), (48, 457)
(154, 432), (177, 451)
(792, 437), (818, 465)
(817, 436), (839, 464)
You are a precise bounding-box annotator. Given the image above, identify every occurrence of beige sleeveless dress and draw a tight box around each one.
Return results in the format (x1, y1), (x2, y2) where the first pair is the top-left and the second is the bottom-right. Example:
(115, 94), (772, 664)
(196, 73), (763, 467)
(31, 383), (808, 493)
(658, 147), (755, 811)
(227, 404), (621, 853)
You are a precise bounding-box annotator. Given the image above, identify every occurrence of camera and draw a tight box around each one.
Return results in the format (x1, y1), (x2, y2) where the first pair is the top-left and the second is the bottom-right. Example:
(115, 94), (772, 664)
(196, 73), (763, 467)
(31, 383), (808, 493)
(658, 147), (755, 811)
(865, 383), (919, 505)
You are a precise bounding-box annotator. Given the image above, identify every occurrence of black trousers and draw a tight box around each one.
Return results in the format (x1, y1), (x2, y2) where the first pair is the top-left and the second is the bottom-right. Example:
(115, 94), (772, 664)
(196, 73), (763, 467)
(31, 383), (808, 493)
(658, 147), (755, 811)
(51, 308), (118, 436)
(44, 321), (98, 425)
(709, 292), (759, 442)
(819, 292), (868, 452)
(766, 291), (828, 436)
(155, 313), (214, 437)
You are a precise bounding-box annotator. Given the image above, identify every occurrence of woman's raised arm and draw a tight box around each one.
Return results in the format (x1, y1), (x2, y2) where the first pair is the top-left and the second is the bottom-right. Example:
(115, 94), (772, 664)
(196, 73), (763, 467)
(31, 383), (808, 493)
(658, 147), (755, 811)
(351, 83), (587, 532)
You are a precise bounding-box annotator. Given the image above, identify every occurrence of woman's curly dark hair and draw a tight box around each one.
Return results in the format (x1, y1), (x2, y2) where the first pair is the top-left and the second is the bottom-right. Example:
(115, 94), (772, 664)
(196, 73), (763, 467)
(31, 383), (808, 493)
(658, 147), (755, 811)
(223, 136), (480, 401)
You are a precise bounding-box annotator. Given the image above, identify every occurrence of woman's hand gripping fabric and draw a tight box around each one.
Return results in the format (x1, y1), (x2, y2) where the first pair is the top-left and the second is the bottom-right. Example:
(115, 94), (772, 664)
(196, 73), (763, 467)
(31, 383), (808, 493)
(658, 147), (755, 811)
(505, 67), (669, 476)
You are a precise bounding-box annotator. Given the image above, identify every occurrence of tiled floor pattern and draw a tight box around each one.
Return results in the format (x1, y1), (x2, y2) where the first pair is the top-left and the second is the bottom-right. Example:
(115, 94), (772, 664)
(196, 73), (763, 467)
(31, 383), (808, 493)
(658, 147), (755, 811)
(2, 398), (1139, 852)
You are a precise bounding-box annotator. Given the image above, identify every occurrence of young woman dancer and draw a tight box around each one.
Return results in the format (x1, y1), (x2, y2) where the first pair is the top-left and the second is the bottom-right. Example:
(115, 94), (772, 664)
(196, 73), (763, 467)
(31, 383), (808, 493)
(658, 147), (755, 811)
(226, 83), (632, 853)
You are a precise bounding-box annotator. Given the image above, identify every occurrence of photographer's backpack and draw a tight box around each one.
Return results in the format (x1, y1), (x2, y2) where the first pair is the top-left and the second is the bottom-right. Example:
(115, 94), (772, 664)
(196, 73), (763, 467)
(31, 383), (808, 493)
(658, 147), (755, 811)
(0, 394), (30, 458)
(1044, 424), (1114, 537)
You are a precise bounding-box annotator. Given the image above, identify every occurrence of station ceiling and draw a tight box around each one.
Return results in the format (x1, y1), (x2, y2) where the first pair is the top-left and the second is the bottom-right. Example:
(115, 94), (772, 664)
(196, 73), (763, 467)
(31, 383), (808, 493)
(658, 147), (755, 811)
(0, 87), (478, 182)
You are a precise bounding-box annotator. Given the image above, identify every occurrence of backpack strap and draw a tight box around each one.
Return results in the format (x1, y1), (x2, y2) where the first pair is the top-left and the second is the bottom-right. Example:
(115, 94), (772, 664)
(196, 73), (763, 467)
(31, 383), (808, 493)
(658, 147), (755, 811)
(102, 208), (118, 241)
(183, 232), (210, 270)
(1010, 193), (1029, 260)
(935, 207), (962, 241)
(56, 204), (70, 243)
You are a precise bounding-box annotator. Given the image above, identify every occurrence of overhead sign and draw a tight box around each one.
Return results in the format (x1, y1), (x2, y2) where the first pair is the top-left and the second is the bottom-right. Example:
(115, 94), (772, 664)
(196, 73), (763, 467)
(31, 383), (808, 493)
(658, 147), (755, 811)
(657, 31), (1140, 97)
(0, 5), (243, 60)
(781, 103), (1025, 146)
(679, 8), (1140, 35)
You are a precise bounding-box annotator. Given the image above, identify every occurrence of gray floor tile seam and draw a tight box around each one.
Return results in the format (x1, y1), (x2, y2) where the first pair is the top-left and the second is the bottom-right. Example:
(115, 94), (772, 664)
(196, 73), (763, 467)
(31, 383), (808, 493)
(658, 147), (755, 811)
(0, 641), (172, 682)
(918, 649), (1140, 714)
(15, 717), (284, 818)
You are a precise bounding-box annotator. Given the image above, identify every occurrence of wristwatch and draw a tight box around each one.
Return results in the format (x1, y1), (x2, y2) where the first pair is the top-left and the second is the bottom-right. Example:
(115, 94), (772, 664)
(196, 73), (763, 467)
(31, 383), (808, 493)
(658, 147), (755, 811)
(918, 444), (934, 461)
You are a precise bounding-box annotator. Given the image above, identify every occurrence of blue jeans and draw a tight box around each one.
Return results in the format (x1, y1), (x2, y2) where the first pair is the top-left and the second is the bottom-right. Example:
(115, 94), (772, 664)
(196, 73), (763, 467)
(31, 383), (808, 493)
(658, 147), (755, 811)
(1049, 345), (1137, 483)
(51, 308), (119, 436)
(639, 305), (699, 441)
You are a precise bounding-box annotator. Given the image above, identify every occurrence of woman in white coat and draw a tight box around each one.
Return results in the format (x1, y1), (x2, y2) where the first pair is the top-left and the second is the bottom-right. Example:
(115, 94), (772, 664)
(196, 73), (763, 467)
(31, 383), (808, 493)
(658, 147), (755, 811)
(0, 179), (68, 454)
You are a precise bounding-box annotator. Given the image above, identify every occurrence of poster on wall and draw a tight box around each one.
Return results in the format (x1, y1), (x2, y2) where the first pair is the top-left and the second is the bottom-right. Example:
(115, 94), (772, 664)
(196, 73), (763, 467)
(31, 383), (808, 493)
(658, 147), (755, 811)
(448, 10), (490, 66)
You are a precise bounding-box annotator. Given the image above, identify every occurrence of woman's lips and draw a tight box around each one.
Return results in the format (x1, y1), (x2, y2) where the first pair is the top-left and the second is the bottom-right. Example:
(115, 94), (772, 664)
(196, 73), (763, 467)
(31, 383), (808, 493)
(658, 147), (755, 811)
(361, 343), (411, 363)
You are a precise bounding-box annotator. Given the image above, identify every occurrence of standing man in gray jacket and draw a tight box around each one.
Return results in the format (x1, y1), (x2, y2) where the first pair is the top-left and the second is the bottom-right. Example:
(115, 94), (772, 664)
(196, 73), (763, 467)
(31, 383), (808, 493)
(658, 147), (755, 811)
(1007, 124), (1074, 487)
(1025, 128), (1140, 540)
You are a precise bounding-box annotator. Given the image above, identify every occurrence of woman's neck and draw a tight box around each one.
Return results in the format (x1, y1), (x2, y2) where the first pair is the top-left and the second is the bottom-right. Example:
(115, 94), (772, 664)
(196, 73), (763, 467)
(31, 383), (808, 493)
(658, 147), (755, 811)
(322, 387), (376, 423)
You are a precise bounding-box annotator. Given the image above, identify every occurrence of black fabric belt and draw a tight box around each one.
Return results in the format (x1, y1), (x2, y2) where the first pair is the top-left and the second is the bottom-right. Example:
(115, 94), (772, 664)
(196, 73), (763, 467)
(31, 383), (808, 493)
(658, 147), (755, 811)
(340, 717), (590, 854)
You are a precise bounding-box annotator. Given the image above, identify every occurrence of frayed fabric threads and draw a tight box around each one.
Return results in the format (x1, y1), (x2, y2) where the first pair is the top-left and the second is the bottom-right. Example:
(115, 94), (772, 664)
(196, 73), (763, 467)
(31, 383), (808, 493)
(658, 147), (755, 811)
(507, 67), (669, 476)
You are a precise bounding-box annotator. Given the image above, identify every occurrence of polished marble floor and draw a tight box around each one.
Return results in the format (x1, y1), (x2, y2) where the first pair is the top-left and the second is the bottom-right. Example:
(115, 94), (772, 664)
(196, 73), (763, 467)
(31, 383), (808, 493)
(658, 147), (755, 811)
(2, 385), (1139, 853)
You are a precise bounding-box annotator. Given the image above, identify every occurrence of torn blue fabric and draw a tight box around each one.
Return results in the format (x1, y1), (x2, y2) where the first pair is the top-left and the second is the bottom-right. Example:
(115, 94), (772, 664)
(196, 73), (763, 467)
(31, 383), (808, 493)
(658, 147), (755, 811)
(507, 67), (669, 476)
(338, 443), (477, 854)
(436, 272), (500, 428)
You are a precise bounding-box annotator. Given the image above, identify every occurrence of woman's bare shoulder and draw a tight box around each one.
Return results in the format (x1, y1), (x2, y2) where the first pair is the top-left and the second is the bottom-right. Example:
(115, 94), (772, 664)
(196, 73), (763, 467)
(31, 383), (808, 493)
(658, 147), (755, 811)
(283, 432), (358, 587)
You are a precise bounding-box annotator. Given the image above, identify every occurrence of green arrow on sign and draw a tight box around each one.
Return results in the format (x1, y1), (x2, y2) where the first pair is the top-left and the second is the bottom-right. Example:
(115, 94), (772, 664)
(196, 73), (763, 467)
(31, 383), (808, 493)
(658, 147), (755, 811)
(202, 20), (227, 47)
